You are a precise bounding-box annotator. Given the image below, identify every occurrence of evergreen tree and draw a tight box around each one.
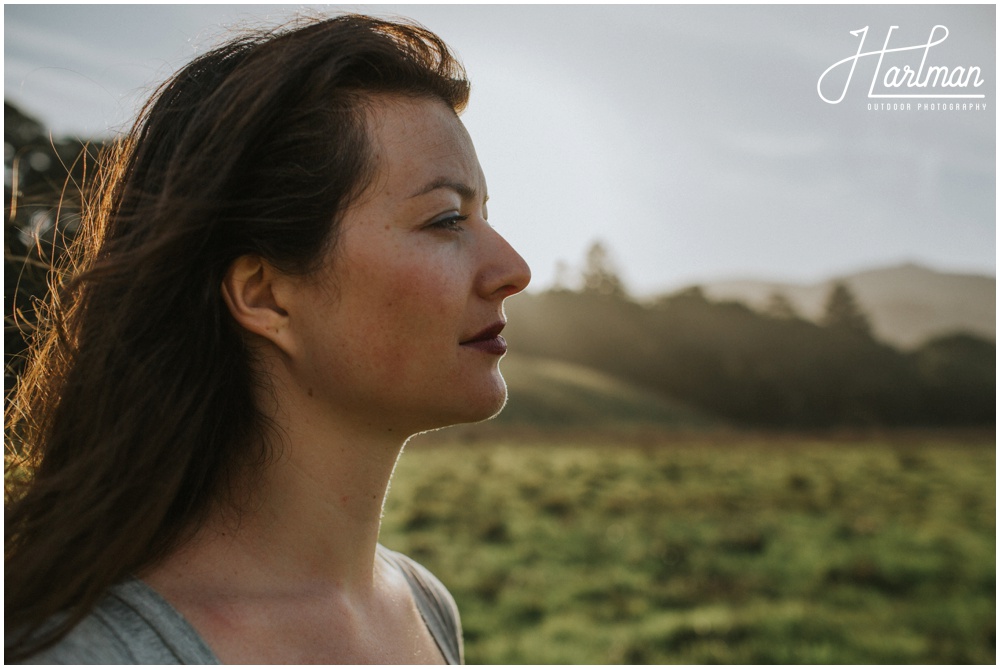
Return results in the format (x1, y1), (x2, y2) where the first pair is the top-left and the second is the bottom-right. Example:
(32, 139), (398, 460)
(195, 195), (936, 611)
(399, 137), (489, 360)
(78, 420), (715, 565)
(764, 291), (800, 319)
(580, 241), (626, 297)
(821, 282), (872, 336)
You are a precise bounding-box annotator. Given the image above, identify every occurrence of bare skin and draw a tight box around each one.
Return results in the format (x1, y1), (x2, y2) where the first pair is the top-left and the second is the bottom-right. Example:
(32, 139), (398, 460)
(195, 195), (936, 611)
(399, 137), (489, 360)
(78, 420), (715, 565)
(141, 94), (530, 663)
(141, 421), (443, 664)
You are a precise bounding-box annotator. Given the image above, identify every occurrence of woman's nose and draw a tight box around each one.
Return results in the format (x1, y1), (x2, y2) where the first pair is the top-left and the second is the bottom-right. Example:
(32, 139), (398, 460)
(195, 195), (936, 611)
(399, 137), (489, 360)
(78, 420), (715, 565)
(481, 227), (531, 300)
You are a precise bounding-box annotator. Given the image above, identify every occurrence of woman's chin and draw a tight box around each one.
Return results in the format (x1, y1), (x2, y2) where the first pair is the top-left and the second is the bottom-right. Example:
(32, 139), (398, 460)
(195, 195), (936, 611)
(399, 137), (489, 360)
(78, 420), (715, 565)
(472, 371), (510, 421)
(418, 375), (509, 433)
(459, 387), (509, 426)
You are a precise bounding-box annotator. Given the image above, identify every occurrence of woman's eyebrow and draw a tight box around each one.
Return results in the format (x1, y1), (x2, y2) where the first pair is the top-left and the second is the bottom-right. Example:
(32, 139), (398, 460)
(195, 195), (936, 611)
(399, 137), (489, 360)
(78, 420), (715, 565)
(408, 176), (482, 202)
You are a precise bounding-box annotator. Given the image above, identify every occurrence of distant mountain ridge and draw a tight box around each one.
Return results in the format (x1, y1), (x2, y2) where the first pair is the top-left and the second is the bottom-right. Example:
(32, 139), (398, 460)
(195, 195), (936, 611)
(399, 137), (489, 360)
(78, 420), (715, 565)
(693, 263), (995, 348)
(503, 286), (994, 428)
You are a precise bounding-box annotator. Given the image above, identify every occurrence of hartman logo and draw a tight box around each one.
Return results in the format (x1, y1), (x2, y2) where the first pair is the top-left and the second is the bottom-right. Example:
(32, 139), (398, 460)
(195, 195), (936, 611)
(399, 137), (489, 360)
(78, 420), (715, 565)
(817, 25), (986, 105)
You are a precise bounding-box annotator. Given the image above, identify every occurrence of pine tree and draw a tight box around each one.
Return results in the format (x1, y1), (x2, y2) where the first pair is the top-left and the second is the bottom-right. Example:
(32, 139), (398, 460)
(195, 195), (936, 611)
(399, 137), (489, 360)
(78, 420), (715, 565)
(764, 291), (800, 319)
(580, 241), (626, 297)
(821, 282), (872, 336)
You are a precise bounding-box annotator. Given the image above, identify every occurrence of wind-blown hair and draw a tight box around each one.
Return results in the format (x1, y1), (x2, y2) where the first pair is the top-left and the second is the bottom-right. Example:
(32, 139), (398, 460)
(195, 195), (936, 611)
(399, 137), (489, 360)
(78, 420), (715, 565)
(4, 14), (469, 660)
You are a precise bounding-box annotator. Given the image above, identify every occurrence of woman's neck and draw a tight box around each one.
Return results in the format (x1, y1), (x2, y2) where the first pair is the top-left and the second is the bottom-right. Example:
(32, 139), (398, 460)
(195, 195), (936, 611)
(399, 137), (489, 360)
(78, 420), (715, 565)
(145, 395), (410, 600)
(136, 347), (449, 663)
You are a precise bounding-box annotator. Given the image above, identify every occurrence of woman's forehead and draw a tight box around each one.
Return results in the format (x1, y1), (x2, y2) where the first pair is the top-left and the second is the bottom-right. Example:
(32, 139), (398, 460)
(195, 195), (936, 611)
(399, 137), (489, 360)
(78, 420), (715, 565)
(364, 95), (485, 201)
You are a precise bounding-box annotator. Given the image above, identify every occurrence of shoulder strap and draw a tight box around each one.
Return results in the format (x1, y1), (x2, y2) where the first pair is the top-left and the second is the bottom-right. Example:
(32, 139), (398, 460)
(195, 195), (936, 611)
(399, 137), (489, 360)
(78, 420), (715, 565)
(378, 546), (464, 664)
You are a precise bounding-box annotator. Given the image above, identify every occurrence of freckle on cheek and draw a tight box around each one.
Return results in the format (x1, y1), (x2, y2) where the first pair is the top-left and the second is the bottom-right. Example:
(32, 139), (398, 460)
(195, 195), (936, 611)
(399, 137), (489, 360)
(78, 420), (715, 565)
(307, 388), (314, 397)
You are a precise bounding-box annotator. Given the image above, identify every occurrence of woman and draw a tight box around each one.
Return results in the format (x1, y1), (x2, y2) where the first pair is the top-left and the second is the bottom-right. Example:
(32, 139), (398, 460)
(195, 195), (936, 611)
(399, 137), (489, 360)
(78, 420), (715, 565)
(5, 14), (530, 663)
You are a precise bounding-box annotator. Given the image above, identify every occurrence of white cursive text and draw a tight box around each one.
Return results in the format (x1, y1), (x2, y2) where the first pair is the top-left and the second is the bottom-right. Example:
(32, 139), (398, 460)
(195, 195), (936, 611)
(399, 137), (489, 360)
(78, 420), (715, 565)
(817, 26), (985, 104)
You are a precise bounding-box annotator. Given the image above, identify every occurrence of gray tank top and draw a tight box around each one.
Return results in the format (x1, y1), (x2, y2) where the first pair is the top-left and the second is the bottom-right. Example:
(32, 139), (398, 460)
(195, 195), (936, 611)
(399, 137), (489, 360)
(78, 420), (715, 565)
(19, 545), (463, 664)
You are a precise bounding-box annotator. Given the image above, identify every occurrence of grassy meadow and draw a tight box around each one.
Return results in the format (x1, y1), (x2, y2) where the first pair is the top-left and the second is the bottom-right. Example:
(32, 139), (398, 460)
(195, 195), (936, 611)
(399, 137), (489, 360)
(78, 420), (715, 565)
(382, 431), (995, 664)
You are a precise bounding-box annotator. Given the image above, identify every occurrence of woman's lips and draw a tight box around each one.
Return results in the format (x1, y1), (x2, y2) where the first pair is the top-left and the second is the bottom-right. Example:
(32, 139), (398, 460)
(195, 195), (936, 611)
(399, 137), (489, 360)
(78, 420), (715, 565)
(460, 322), (508, 355)
(462, 335), (507, 355)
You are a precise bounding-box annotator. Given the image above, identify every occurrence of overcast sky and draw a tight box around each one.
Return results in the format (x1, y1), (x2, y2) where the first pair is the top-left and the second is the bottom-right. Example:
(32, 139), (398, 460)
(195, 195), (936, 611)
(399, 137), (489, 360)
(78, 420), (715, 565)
(5, 4), (995, 294)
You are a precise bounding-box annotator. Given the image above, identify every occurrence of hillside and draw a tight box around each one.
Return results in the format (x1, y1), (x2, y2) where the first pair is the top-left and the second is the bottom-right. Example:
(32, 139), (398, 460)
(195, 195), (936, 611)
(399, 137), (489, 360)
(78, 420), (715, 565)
(503, 289), (994, 428)
(494, 353), (714, 429)
(696, 263), (995, 348)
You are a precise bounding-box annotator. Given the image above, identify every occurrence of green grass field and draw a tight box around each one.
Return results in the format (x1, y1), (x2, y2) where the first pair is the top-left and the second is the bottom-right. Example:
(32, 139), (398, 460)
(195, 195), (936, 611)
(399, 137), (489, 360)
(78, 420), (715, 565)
(381, 432), (995, 664)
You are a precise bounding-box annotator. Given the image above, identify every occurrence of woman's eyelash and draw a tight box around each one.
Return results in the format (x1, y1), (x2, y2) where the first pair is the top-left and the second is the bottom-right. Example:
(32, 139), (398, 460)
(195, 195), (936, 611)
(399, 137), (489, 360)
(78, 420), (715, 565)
(431, 214), (469, 230)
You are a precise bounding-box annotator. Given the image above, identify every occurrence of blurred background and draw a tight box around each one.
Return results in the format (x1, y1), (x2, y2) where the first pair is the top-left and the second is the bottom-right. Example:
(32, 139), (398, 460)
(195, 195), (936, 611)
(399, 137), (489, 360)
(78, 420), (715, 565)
(5, 4), (995, 663)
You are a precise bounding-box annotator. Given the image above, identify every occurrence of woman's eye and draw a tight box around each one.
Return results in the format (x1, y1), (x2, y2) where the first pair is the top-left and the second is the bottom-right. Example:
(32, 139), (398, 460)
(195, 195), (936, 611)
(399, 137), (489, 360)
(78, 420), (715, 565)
(430, 214), (468, 231)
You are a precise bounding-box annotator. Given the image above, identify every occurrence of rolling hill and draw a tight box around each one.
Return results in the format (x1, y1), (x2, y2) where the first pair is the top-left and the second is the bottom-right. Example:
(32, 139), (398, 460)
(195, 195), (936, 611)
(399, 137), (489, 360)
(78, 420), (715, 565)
(696, 263), (995, 348)
(501, 285), (993, 428)
(494, 353), (714, 429)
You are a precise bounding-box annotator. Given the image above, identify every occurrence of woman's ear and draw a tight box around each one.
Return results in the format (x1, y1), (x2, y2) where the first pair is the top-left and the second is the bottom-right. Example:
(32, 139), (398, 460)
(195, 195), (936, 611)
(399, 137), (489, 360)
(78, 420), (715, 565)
(221, 255), (296, 355)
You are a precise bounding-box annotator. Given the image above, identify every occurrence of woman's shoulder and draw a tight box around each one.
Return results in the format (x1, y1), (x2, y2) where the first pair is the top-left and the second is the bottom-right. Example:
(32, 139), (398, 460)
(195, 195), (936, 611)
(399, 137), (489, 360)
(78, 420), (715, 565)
(378, 544), (464, 664)
(17, 578), (219, 665)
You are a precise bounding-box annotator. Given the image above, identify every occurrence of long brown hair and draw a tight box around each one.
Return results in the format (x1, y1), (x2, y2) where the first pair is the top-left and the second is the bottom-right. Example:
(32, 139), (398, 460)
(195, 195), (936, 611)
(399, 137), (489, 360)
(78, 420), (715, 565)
(5, 14), (469, 660)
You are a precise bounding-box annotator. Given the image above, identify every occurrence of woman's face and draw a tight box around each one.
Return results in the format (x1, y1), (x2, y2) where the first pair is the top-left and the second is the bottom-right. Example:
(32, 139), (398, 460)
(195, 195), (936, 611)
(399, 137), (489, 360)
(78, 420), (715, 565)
(283, 95), (531, 435)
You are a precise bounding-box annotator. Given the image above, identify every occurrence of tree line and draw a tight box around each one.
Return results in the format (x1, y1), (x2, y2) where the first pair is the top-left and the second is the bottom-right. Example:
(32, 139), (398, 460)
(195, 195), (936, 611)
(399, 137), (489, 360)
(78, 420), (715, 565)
(505, 242), (994, 427)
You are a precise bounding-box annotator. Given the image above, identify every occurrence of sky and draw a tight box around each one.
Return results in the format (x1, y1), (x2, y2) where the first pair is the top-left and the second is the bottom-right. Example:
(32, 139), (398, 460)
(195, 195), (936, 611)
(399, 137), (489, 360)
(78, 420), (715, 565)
(5, 4), (996, 295)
